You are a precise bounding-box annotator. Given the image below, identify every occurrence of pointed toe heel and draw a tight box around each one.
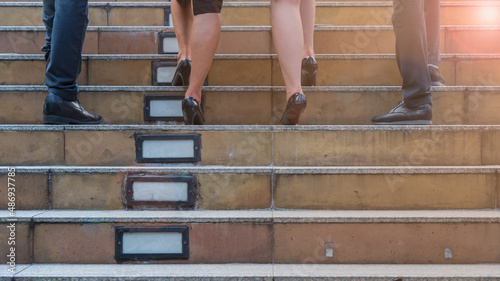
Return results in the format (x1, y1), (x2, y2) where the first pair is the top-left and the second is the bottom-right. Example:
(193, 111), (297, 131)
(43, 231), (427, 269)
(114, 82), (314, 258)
(281, 93), (307, 125)
(301, 56), (318, 86)
(182, 97), (205, 125)
(172, 59), (191, 86)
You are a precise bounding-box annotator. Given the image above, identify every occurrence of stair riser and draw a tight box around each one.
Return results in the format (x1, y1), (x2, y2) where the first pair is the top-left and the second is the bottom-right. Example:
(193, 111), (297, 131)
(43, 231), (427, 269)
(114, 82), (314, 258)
(2, 221), (498, 264)
(0, 130), (272, 166)
(0, 30), (271, 55)
(274, 223), (500, 264)
(2, 6), (500, 26)
(3, 29), (500, 55)
(0, 7), (164, 27)
(2, 57), (500, 86)
(1, 129), (500, 166)
(7, 223), (273, 264)
(0, 172), (497, 210)
(0, 223), (30, 264)
(275, 278), (500, 281)
(0, 173), (272, 210)
(274, 173), (499, 210)
(2, 89), (500, 125)
(273, 130), (498, 166)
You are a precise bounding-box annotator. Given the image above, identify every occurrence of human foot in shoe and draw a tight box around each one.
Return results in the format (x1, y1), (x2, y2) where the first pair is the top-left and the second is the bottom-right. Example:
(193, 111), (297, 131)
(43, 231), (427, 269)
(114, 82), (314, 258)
(281, 93), (307, 125)
(372, 101), (432, 125)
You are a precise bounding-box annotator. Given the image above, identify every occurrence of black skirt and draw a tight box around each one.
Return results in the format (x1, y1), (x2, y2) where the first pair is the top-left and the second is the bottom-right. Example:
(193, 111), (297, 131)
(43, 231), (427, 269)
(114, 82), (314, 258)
(176, 0), (223, 15)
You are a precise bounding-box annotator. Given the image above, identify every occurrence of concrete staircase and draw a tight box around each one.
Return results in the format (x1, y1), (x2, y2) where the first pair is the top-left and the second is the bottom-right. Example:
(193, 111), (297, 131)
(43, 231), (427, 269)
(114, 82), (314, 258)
(1, 0), (500, 280)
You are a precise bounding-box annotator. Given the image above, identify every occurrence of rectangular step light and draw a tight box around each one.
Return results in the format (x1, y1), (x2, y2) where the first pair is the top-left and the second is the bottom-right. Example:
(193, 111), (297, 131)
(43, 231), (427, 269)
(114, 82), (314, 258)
(158, 32), (179, 54)
(144, 95), (184, 122)
(152, 61), (208, 86)
(164, 8), (173, 26)
(125, 175), (196, 209)
(135, 133), (202, 163)
(152, 61), (177, 86)
(115, 226), (189, 262)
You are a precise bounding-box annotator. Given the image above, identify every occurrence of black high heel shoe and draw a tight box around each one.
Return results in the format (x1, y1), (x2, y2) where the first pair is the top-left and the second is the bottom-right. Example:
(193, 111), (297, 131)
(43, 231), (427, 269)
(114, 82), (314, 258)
(301, 56), (318, 86)
(182, 97), (205, 125)
(171, 59), (191, 86)
(280, 93), (307, 125)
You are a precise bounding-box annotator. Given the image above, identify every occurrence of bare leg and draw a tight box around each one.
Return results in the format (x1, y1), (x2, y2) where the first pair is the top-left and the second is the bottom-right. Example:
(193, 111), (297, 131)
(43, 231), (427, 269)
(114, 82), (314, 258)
(300, 0), (315, 58)
(272, 0), (303, 100)
(184, 13), (221, 101)
(171, 0), (193, 63)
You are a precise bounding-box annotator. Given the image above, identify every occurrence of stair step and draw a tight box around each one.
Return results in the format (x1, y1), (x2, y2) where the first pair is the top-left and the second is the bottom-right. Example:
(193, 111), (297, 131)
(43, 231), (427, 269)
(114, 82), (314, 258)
(8, 209), (500, 223)
(1, 165), (498, 210)
(0, 0), (477, 1)
(2, 53), (500, 86)
(1, 210), (500, 264)
(1, 124), (499, 166)
(2, 25), (500, 55)
(1, 2), (500, 26)
(1, 85), (500, 125)
(0, 26), (272, 55)
(3, 264), (500, 280)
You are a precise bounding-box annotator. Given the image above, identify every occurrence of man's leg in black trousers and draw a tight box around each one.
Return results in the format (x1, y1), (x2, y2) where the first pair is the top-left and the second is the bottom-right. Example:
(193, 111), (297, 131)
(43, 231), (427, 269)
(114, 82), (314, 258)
(42, 0), (103, 124)
(45, 0), (87, 101)
(425, 0), (446, 86)
(41, 0), (54, 61)
(372, 0), (432, 125)
(394, 0), (431, 107)
(425, 0), (440, 67)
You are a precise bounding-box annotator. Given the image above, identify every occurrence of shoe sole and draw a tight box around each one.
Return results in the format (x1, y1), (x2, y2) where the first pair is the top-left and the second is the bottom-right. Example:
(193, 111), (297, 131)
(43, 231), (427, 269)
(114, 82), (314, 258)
(373, 120), (432, 125)
(43, 115), (104, 125)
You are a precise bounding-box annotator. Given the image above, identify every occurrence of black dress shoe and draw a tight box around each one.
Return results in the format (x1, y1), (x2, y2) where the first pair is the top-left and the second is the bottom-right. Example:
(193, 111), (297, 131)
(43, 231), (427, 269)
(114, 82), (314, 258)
(429, 65), (445, 86)
(372, 101), (432, 125)
(171, 59), (191, 86)
(43, 93), (103, 125)
(281, 93), (307, 125)
(301, 56), (318, 86)
(182, 97), (205, 125)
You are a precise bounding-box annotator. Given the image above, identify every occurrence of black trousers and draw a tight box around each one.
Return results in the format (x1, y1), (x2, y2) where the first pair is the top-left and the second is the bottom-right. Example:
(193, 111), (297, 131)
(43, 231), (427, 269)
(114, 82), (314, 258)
(42, 0), (88, 101)
(393, 0), (432, 108)
(425, 0), (440, 67)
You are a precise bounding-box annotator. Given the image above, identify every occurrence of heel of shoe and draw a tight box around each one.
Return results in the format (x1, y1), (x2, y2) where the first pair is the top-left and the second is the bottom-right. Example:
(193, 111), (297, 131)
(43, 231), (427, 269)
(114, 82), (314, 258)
(280, 93), (307, 125)
(182, 97), (205, 125)
(182, 107), (196, 125)
(301, 73), (317, 87)
(281, 103), (307, 125)
(182, 108), (205, 125)
(301, 56), (318, 86)
(172, 59), (191, 86)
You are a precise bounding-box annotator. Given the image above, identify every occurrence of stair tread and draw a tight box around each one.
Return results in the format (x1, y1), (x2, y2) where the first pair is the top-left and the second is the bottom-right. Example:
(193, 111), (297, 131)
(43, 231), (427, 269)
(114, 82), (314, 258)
(2, 209), (500, 223)
(1, 124), (500, 131)
(4, 24), (500, 31)
(3, 165), (500, 174)
(1, 1), (499, 7)
(3, 264), (500, 279)
(1, 85), (500, 94)
(4, 53), (500, 60)
(1, 85), (485, 92)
